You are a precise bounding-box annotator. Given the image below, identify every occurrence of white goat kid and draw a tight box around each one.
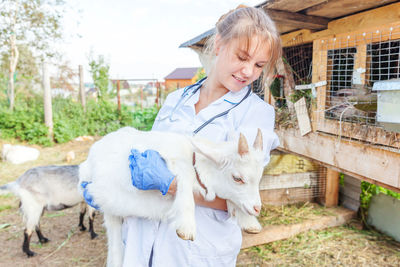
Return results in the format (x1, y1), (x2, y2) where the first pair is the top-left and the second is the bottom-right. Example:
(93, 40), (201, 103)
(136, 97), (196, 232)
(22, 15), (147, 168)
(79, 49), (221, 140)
(79, 126), (265, 267)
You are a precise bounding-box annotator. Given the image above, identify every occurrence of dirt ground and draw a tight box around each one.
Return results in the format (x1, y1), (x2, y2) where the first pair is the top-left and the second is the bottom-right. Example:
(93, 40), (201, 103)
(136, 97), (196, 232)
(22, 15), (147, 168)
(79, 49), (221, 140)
(1, 137), (400, 266)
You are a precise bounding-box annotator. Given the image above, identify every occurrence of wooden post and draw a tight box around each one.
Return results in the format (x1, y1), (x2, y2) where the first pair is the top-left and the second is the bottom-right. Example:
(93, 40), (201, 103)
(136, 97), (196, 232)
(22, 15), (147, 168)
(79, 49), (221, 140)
(325, 168), (340, 207)
(140, 86), (143, 109)
(156, 82), (160, 108)
(117, 80), (121, 111)
(42, 63), (53, 138)
(79, 65), (86, 111)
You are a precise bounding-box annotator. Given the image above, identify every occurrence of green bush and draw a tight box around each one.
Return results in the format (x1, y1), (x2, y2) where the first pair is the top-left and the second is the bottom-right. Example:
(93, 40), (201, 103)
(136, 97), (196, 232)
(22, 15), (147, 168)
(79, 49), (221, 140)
(0, 95), (159, 145)
(52, 98), (88, 143)
(131, 105), (159, 131)
(0, 96), (52, 146)
(359, 180), (400, 227)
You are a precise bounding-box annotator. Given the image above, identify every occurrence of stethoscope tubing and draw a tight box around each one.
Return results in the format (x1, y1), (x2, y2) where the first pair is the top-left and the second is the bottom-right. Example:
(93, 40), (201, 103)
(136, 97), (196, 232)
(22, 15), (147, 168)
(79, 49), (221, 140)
(164, 77), (251, 135)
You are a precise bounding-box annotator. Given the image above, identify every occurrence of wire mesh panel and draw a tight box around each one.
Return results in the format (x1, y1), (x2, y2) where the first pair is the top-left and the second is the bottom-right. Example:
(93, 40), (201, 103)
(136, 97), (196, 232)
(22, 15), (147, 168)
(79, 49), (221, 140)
(260, 152), (326, 205)
(283, 42), (313, 85)
(313, 24), (400, 147)
(367, 39), (400, 84)
(327, 47), (356, 93)
(323, 47), (376, 124)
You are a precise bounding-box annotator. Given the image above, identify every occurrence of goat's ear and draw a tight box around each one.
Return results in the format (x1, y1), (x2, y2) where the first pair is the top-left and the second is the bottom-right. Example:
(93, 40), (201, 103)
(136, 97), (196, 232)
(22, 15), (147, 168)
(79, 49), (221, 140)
(238, 133), (249, 156)
(191, 138), (227, 167)
(253, 128), (263, 151)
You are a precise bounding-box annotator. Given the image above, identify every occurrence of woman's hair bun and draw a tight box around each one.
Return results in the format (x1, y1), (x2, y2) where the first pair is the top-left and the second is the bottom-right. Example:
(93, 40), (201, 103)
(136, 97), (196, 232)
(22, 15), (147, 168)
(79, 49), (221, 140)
(216, 4), (249, 26)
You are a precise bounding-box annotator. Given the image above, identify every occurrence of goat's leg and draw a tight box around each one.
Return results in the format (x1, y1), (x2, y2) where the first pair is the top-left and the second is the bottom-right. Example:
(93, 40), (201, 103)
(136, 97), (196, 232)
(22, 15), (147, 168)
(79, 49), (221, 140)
(169, 162), (197, 241)
(88, 206), (98, 239)
(104, 213), (124, 267)
(79, 202), (87, 231)
(22, 228), (36, 257)
(35, 224), (49, 243)
(20, 195), (43, 257)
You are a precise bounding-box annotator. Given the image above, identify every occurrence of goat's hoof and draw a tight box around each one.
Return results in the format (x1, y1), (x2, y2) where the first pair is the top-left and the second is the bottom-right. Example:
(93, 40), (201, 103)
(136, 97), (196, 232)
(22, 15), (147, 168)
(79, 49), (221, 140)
(26, 250), (36, 257)
(90, 232), (98, 239)
(80, 226), (87, 231)
(243, 226), (262, 234)
(176, 230), (194, 241)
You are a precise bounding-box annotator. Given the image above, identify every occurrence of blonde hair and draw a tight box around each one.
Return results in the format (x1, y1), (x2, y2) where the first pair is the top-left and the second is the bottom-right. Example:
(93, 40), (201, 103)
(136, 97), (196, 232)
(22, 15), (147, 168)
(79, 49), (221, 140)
(204, 6), (282, 91)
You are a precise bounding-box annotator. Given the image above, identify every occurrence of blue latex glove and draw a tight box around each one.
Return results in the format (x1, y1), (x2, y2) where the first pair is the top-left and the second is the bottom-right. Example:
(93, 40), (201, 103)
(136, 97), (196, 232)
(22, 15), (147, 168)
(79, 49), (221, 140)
(129, 149), (175, 195)
(81, 181), (100, 210)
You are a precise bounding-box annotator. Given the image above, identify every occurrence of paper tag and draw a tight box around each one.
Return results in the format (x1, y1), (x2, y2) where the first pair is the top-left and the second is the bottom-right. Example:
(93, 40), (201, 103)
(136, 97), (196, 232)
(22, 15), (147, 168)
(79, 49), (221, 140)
(294, 97), (312, 136)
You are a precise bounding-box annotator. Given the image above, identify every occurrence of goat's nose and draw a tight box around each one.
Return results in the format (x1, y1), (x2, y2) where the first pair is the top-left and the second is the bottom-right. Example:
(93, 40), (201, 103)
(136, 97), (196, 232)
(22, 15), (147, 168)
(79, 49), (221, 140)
(253, 205), (261, 215)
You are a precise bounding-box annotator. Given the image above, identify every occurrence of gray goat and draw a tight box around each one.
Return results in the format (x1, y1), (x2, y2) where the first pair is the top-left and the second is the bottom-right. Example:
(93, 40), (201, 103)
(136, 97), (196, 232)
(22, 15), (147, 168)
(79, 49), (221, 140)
(0, 165), (97, 257)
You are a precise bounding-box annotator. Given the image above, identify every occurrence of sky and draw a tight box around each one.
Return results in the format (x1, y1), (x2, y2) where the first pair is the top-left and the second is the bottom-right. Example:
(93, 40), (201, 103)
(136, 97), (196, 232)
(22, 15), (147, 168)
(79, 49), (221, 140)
(60, 0), (264, 82)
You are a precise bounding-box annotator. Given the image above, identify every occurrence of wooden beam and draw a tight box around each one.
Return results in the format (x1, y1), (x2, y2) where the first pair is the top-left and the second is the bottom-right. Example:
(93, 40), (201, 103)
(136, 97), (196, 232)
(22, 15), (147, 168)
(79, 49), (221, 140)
(279, 2), (400, 46)
(325, 168), (340, 207)
(276, 24), (299, 34)
(305, 0), (399, 19)
(262, 0), (327, 13)
(312, 38), (327, 131)
(281, 29), (313, 47)
(266, 9), (330, 30)
(279, 146), (400, 194)
(242, 207), (356, 249)
(276, 128), (400, 189)
(316, 119), (400, 149)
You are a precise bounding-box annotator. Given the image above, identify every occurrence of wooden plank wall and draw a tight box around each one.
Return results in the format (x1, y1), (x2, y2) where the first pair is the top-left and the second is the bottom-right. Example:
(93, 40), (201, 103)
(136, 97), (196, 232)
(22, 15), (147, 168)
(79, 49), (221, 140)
(339, 174), (361, 211)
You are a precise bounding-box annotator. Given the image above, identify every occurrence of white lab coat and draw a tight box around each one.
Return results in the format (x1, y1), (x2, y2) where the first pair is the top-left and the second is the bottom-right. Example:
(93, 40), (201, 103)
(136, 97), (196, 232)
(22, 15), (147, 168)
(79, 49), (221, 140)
(122, 80), (279, 267)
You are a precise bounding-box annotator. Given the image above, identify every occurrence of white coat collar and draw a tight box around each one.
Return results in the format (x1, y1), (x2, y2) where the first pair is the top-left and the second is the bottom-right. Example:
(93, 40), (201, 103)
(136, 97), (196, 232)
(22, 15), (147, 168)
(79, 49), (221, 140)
(183, 79), (251, 108)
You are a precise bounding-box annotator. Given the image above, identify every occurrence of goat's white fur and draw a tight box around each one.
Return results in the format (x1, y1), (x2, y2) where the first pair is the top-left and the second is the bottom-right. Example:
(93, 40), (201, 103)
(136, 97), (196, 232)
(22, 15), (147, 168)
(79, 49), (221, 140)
(79, 126), (265, 267)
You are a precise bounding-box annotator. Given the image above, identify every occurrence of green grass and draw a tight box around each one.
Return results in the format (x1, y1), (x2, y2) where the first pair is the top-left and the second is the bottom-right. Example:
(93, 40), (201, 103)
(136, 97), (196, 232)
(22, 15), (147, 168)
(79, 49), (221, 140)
(0, 194), (13, 199)
(0, 205), (12, 212)
(240, 224), (400, 266)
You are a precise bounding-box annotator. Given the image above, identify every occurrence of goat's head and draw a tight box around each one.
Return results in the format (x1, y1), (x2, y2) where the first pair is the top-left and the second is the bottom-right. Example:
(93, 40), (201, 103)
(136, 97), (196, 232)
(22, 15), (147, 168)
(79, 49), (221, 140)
(192, 129), (265, 216)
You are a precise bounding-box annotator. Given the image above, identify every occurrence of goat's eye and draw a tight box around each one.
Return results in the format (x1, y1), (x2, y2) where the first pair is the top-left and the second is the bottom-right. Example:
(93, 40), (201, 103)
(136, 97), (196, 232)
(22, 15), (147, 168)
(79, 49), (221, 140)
(232, 175), (244, 184)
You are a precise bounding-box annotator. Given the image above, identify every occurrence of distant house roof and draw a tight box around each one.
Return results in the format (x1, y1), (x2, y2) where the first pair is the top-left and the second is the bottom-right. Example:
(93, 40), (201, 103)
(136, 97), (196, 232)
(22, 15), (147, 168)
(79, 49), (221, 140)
(164, 67), (199, 80)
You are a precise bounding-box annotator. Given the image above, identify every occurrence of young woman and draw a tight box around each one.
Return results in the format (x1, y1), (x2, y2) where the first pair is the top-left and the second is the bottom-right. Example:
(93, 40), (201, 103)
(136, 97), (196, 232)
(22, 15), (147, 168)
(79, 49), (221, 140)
(122, 6), (282, 266)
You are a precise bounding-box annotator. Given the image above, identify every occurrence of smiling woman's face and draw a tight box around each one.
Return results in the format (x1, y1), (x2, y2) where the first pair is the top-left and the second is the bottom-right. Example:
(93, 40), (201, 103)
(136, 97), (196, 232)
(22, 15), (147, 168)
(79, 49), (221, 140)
(213, 34), (270, 93)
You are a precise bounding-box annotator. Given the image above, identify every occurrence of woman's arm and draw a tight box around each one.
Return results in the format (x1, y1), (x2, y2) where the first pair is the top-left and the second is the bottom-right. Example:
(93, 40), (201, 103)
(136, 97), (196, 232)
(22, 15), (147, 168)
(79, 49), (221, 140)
(194, 193), (228, 211)
(167, 178), (228, 211)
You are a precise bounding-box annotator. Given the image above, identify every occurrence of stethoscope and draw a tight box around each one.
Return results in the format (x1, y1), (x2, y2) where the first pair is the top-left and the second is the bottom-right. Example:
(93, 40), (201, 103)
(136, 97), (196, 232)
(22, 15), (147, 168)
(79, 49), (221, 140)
(161, 76), (251, 135)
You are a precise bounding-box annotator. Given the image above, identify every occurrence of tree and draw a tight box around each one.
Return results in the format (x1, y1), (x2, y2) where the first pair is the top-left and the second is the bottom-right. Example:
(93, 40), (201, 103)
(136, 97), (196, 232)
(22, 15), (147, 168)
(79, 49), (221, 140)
(88, 54), (111, 100)
(50, 60), (78, 92)
(0, 44), (40, 96)
(195, 67), (206, 82)
(0, 0), (66, 110)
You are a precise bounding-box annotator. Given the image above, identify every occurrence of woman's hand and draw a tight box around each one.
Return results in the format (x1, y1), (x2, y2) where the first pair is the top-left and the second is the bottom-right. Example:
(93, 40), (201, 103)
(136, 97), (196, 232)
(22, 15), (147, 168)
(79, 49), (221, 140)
(166, 177), (177, 195)
(194, 193), (228, 211)
(129, 149), (175, 195)
(167, 178), (227, 211)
